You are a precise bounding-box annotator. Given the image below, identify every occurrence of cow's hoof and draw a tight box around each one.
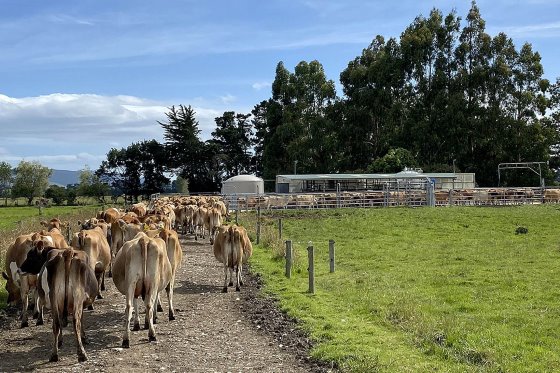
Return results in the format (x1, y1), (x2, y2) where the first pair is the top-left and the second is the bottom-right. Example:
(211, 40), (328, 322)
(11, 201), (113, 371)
(222, 287), (228, 293)
(49, 354), (59, 362)
(236, 286), (241, 292)
(20, 321), (28, 328)
(228, 282), (233, 287)
(36, 319), (44, 326)
(78, 354), (87, 362)
(122, 340), (130, 349)
(133, 323), (140, 331)
(108, 272), (112, 278)
(169, 313), (175, 321)
(149, 335), (157, 342)
(96, 294), (103, 300)
(87, 305), (94, 311)
(157, 304), (163, 312)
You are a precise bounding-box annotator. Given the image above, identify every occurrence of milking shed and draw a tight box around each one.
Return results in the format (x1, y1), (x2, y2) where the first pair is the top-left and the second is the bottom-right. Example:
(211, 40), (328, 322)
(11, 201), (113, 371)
(275, 170), (475, 193)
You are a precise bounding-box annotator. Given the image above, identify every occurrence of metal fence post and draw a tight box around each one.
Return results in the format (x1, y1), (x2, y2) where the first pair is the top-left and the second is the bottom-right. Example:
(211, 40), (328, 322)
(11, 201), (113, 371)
(307, 243), (315, 294)
(329, 239), (335, 273)
(278, 218), (283, 240)
(285, 240), (292, 278)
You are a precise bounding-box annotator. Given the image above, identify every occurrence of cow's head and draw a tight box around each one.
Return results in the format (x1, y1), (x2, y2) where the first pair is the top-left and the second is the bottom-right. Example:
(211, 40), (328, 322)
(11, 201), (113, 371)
(2, 267), (21, 305)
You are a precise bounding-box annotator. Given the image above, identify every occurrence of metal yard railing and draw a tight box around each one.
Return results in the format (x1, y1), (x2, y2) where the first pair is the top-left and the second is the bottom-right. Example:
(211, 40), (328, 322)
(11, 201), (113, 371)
(223, 186), (553, 212)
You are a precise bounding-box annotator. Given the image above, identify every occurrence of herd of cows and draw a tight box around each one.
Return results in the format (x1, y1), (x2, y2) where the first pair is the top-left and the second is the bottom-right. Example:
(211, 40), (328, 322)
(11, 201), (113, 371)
(1, 195), (252, 363)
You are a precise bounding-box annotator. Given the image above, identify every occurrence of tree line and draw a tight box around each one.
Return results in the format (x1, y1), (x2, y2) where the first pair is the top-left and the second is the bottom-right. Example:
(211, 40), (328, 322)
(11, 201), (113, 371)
(97, 2), (559, 195)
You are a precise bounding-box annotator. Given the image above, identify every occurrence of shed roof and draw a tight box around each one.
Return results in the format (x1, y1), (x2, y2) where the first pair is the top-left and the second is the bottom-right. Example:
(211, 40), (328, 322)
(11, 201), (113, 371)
(276, 173), (457, 180)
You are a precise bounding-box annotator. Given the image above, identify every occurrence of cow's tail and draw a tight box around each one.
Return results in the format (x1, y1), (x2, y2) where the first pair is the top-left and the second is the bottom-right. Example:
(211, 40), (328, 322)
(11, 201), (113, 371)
(140, 236), (148, 300)
(62, 248), (74, 327)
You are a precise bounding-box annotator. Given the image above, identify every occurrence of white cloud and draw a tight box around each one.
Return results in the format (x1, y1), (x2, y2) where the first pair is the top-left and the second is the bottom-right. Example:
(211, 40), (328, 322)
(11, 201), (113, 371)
(252, 81), (271, 91)
(0, 92), (239, 170)
(220, 94), (236, 105)
(500, 21), (560, 38)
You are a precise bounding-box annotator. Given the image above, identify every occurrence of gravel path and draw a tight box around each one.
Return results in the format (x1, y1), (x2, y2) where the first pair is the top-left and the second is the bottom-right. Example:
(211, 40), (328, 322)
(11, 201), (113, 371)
(0, 235), (333, 373)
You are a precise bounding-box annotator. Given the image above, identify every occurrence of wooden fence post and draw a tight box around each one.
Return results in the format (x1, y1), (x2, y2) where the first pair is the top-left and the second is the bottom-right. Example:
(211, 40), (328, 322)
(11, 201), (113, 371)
(307, 243), (315, 294)
(278, 218), (283, 240)
(329, 239), (335, 273)
(285, 240), (292, 278)
(256, 205), (261, 244)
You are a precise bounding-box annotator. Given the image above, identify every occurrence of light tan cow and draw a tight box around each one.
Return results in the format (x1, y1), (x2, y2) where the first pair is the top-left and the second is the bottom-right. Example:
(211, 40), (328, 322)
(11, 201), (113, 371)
(37, 248), (97, 362)
(112, 232), (172, 348)
(213, 225), (253, 292)
(71, 227), (111, 300)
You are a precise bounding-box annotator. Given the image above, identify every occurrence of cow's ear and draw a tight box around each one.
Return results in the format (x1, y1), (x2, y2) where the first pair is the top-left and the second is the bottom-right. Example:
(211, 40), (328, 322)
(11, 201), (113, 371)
(40, 221), (47, 227)
(77, 221), (82, 226)
(2, 271), (8, 280)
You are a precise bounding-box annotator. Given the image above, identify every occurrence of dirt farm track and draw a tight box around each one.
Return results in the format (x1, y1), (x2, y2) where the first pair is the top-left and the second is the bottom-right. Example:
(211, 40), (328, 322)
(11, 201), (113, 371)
(0, 235), (332, 373)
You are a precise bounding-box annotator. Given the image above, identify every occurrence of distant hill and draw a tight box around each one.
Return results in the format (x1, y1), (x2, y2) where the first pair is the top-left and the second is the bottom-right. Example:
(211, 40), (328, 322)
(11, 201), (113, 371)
(49, 169), (80, 187)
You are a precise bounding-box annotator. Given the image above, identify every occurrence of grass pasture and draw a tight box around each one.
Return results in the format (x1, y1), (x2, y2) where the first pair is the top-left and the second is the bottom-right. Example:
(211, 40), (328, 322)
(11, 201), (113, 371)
(243, 205), (560, 372)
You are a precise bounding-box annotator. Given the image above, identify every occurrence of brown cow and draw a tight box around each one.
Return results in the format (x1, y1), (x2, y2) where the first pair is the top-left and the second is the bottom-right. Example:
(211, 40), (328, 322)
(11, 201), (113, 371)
(213, 225), (253, 292)
(3, 230), (68, 328)
(39, 249), (97, 362)
(71, 227), (111, 299)
(112, 232), (172, 348)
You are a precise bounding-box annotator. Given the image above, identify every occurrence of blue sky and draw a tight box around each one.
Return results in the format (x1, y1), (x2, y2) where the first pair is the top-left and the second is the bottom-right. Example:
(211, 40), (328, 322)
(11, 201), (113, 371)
(1, 0), (559, 171)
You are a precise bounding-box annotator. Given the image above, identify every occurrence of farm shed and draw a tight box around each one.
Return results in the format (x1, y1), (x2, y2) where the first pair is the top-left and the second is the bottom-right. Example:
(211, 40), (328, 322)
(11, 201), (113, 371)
(275, 171), (475, 193)
(221, 174), (264, 195)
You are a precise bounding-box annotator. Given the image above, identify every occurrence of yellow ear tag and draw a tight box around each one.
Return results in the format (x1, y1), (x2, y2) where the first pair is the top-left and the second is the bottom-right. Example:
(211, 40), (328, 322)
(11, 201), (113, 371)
(143, 224), (149, 231)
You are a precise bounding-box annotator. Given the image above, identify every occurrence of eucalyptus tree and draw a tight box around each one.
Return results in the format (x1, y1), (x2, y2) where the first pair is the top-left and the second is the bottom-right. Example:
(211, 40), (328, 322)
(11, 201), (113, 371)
(210, 111), (253, 179)
(264, 60), (337, 176)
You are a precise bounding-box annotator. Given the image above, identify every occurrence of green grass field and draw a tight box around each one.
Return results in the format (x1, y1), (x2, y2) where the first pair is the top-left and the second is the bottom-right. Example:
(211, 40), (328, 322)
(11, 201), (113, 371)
(243, 206), (560, 372)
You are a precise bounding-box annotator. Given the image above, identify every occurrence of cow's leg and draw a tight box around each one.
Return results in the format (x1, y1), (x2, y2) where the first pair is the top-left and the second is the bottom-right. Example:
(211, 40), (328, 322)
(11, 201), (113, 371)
(146, 292), (157, 342)
(153, 295), (160, 324)
(32, 288), (40, 319)
(73, 303), (88, 362)
(222, 263), (229, 293)
(133, 298), (141, 331)
(96, 273), (104, 299)
(236, 263), (243, 291)
(228, 267), (234, 288)
(20, 279), (30, 328)
(100, 271), (106, 292)
(36, 297), (45, 326)
(50, 311), (61, 362)
(156, 294), (163, 313)
(235, 264), (241, 292)
(122, 287), (134, 348)
(167, 276), (175, 321)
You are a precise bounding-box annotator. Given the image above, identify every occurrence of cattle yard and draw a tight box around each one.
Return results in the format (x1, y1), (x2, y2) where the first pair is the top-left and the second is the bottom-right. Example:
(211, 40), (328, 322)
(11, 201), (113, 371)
(225, 187), (559, 211)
